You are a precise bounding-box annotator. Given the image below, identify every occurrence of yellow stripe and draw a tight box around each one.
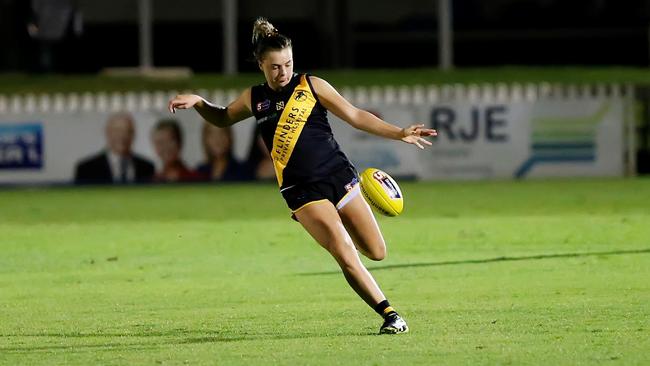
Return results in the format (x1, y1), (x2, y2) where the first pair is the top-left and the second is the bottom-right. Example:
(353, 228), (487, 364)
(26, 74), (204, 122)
(292, 199), (330, 214)
(383, 306), (395, 314)
(271, 75), (317, 187)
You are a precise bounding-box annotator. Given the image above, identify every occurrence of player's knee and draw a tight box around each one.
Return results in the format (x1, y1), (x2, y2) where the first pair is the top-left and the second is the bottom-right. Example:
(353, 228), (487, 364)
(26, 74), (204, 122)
(366, 246), (386, 261)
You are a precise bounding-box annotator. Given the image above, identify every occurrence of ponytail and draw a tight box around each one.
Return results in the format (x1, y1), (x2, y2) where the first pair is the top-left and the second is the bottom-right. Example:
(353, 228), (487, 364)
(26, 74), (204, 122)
(252, 17), (292, 61)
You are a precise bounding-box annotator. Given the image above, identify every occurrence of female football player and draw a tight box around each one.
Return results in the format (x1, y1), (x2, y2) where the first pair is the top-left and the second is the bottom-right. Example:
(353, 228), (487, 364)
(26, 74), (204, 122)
(168, 18), (436, 334)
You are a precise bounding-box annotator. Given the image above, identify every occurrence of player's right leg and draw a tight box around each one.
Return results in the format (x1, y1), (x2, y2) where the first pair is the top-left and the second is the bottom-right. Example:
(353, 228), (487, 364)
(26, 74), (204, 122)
(338, 194), (409, 334)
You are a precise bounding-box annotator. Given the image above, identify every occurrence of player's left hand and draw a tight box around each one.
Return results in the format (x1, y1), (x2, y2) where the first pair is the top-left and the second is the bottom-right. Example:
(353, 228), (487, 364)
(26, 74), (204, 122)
(401, 124), (437, 149)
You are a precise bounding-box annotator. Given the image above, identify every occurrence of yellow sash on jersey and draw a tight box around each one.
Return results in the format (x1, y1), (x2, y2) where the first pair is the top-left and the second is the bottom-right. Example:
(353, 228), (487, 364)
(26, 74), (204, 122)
(271, 75), (317, 187)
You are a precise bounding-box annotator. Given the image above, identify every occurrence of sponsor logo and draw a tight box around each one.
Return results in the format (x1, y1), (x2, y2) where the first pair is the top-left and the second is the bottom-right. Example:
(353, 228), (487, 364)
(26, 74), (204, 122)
(276, 101), (285, 111)
(0, 123), (44, 169)
(257, 113), (278, 124)
(514, 102), (605, 178)
(256, 99), (270, 112)
(344, 177), (359, 192)
(372, 171), (401, 199)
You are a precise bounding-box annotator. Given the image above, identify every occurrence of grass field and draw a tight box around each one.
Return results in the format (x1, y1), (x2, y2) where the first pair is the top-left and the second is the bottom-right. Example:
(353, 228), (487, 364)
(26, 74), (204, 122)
(3, 67), (650, 94)
(1, 179), (649, 365)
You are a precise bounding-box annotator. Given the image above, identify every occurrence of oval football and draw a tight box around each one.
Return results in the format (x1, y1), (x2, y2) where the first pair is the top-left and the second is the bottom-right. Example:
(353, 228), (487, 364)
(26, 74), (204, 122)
(361, 172), (397, 216)
(359, 168), (403, 217)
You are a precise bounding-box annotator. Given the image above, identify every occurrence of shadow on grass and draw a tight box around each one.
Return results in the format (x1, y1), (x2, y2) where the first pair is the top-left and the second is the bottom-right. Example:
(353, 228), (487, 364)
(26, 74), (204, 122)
(301, 248), (650, 276)
(0, 329), (375, 353)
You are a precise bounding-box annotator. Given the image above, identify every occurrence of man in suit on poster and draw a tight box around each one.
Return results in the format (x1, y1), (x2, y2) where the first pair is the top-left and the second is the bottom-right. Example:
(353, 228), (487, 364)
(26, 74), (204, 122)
(74, 112), (154, 185)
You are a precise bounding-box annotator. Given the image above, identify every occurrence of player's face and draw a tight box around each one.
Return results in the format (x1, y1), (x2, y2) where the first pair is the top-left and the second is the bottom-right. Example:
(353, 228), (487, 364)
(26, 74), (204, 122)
(259, 47), (293, 91)
(106, 117), (134, 156)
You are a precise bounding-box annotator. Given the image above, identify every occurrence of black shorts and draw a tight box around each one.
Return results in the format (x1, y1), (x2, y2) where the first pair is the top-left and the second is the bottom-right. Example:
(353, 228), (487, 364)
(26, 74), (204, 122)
(281, 166), (361, 214)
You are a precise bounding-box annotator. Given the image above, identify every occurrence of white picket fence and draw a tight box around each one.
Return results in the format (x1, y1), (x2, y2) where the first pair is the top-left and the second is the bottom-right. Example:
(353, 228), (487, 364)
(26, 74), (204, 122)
(0, 83), (635, 115)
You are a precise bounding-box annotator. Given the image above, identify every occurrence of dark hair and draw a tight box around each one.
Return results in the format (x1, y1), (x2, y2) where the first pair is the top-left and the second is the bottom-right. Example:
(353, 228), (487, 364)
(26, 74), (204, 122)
(154, 119), (183, 147)
(252, 17), (292, 61)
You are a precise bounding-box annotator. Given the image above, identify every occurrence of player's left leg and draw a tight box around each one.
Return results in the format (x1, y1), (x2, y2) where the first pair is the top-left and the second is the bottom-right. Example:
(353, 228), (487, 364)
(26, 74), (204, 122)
(294, 200), (386, 308)
(338, 193), (387, 261)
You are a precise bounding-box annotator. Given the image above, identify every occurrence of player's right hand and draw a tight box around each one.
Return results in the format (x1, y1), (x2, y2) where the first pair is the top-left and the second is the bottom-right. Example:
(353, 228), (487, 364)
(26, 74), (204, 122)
(168, 94), (203, 113)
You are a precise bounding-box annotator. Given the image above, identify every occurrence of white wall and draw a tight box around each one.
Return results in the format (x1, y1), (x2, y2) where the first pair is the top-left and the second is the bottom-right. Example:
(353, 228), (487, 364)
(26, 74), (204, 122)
(0, 83), (631, 185)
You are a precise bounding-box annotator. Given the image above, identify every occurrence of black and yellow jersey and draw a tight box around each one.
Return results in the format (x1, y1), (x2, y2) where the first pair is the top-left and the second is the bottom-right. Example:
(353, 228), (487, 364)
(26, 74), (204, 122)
(251, 73), (353, 190)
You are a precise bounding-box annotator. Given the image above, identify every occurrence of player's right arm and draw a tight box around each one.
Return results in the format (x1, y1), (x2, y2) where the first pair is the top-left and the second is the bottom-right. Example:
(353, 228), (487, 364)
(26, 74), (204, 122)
(168, 88), (253, 127)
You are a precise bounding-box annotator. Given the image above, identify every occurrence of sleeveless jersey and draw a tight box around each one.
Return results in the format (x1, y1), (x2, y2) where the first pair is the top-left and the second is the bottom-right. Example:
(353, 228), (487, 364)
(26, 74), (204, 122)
(250, 73), (353, 190)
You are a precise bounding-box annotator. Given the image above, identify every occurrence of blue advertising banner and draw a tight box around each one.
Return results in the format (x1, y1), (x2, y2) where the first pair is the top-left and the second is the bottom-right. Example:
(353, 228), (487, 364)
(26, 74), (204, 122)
(0, 123), (43, 170)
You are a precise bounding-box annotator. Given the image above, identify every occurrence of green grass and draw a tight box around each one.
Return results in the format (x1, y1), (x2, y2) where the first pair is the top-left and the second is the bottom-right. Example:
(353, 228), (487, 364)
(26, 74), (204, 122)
(1, 179), (649, 365)
(2, 66), (650, 94)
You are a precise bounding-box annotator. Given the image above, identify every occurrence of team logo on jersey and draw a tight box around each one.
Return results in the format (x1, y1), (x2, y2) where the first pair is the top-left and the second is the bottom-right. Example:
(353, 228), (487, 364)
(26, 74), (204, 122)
(294, 90), (309, 102)
(256, 99), (270, 112)
(276, 101), (285, 110)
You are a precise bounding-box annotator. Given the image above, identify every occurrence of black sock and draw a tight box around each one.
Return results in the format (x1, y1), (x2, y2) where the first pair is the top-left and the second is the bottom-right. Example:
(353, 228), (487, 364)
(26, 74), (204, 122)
(374, 299), (397, 318)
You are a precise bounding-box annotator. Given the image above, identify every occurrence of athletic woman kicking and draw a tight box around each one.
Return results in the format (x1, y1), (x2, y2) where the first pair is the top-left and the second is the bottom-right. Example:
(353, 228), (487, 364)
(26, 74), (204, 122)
(168, 18), (436, 334)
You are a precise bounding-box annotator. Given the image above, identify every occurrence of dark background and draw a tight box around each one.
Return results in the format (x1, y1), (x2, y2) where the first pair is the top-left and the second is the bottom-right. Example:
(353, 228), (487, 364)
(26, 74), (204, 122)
(2, 0), (650, 73)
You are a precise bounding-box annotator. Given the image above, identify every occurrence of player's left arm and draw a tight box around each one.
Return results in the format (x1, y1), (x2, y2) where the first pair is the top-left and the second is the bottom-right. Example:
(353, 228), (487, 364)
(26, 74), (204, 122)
(309, 76), (437, 149)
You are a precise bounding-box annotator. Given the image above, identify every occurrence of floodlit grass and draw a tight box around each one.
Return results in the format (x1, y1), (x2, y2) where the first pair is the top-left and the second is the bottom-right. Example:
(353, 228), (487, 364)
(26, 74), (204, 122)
(2, 66), (650, 94)
(1, 179), (649, 365)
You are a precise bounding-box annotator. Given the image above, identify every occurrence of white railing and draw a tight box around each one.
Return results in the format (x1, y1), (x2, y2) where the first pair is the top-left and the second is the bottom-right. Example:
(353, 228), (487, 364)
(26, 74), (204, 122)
(0, 83), (635, 115)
